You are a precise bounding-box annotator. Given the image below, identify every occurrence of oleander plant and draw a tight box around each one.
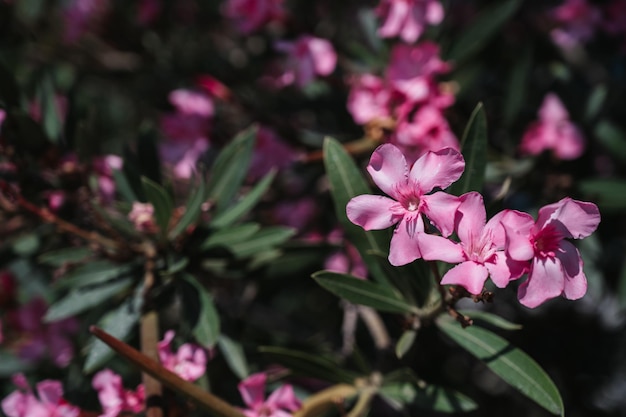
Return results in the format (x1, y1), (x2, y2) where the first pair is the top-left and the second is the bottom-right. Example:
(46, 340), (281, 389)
(0, 1), (625, 416)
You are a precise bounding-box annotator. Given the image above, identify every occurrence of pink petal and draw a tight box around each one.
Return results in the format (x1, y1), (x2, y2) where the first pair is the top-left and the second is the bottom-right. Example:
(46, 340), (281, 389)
(400, 6), (423, 43)
(554, 122), (585, 160)
(483, 210), (508, 248)
(421, 191), (461, 237)
(266, 384), (301, 411)
(388, 217), (423, 266)
(377, 1), (409, 39)
(367, 144), (409, 198)
(35, 380), (63, 405)
(409, 148), (464, 194)
(418, 233), (465, 263)
(536, 197), (600, 239)
(307, 38), (337, 76)
(426, 2), (444, 24)
(539, 93), (569, 123)
(518, 257), (565, 308)
(556, 241), (587, 300)
(441, 261), (489, 295)
(501, 210), (535, 261)
(454, 192), (486, 244)
(346, 195), (399, 230)
(238, 373), (267, 408)
(485, 252), (526, 288)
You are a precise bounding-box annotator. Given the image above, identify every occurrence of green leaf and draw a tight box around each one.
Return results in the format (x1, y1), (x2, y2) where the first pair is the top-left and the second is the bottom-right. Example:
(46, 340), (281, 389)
(312, 271), (418, 314)
(446, 0), (522, 63)
(323, 137), (392, 286)
(436, 316), (564, 416)
(38, 73), (63, 144)
(169, 178), (207, 239)
(227, 226), (296, 258)
(38, 247), (93, 267)
(0, 351), (33, 377)
(450, 103), (488, 196)
(586, 84), (607, 121)
(259, 346), (358, 384)
(12, 233), (40, 256)
(459, 310), (522, 331)
(54, 260), (135, 289)
(218, 335), (249, 379)
(45, 277), (134, 322)
(181, 274), (220, 348)
(395, 330), (417, 359)
(83, 284), (143, 373)
(211, 169), (276, 228)
(380, 382), (478, 413)
(200, 223), (261, 251)
(594, 120), (626, 162)
(206, 126), (256, 214)
(141, 176), (174, 234)
(112, 169), (139, 203)
(579, 179), (626, 211)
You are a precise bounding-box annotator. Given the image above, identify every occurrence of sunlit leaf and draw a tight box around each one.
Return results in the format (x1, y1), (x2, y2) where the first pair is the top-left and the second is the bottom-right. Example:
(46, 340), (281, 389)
(395, 330), (417, 359)
(312, 271), (418, 314)
(436, 316), (564, 416)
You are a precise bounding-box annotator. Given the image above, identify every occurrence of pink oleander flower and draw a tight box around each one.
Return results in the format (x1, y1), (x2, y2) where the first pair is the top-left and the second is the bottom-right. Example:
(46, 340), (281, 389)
(92, 154), (123, 204)
(325, 229), (368, 279)
(223, 0), (284, 34)
(346, 144), (464, 266)
(158, 330), (207, 382)
(248, 127), (299, 181)
(92, 369), (145, 417)
(347, 74), (392, 125)
(386, 42), (450, 103)
(62, 0), (110, 43)
(550, 0), (601, 49)
(160, 89), (213, 179)
(274, 35), (337, 88)
(2, 374), (81, 417)
(272, 197), (318, 231)
(376, 0), (444, 43)
(128, 202), (156, 232)
(520, 93), (585, 160)
(7, 297), (78, 367)
(393, 104), (459, 163)
(420, 192), (527, 294)
(501, 198), (601, 308)
(238, 373), (301, 417)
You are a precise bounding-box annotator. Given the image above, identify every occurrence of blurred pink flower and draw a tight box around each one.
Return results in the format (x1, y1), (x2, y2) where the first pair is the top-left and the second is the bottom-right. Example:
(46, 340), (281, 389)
(393, 104), (459, 163)
(325, 242), (367, 280)
(62, 0), (110, 43)
(92, 155), (123, 204)
(92, 369), (145, 417)
(346, 144), (464, 266)
(0, 270), (17, 308)
(347, 74), (392, 125)
(274, 36), (337, 88)
(272, 197), (317, 231)
(248, 127), (299, 181)
(223, 0), (285, 34)
(238, 372), (301, 417)
(7, 297), (78, 367)
(128, 202), (156, 232)
(420, 192), (527, 294)
(160, 89), (213, 179)
(520, 93), (585, 160)
(501, 198), (600, 308)
(550, 0), (601, 49)
(2, 375), (80, 417)
(137, 0), (161, 26)
(0, 109), (6, 131)
(157, 330), (207, 382)
(376, 0), (444, 43)
(386, 42), (450, 103)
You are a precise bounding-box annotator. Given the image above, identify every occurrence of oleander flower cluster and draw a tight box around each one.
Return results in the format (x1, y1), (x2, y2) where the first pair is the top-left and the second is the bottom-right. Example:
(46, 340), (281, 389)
(347, 144), (600, 308)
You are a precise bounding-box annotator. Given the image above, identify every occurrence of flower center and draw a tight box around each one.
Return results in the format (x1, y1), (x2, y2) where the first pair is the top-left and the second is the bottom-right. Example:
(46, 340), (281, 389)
(532, 224), (563, 258)
(393, 181), (422, 212)
(462, 231), (496, 263)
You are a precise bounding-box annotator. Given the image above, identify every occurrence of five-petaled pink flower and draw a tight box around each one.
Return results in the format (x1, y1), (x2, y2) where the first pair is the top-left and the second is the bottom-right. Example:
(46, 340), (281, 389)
(420, 192), (527, 294)
(92, 369), (145, 417)
(238, 372), (301, 417)
(274, 35), (337, 88)
(157, 330), (208, 382)
(501, 198), (600, 308)
(346, 144), (464, 266)
(376, 0), (444, 43)
(2, 374), (80, 417)
(519, 93), (585, 160)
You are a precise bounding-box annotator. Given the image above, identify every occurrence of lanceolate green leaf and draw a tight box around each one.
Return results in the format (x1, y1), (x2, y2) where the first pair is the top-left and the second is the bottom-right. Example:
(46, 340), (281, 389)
(181, 274), (220, 348)
(380, 382), (478, 413)
(211, 169), (276, 229)
(436, 316), (564, 416)
(54, 260), (135, 289)
(226, 226), (296, 258)
(450, 103), (488, 196)
(446, 0), (522, 63)
(323, 137), (391, 285)
(259, 346), (359, 384)
(200, 223), (261, 251)
(38, 247), (93, 267)
(206, 126), (256, 214)
(395, 330), (417, 359)
(312, 271), (418, 315)
(459, 310), (522, 331)
(169, 178), (207, 239)
(218, 335), (249, 379)
(141, 176), (174, 234)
